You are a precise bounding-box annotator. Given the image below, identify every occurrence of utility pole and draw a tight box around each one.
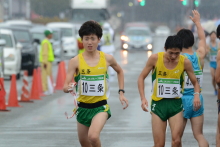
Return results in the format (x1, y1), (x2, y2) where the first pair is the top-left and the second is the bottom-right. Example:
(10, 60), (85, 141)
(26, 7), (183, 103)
(26, 0), (30, 19)
(193, 0), (196, 10)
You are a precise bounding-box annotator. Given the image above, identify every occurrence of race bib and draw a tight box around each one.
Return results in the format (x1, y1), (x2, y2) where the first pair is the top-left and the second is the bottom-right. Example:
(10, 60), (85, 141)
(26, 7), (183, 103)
(80, 75), (105, 96)
(184, 70), (203, 89)
(210, 52), (217, 62)
(157, 78), (180, 98)
(210, 55), (217, 62)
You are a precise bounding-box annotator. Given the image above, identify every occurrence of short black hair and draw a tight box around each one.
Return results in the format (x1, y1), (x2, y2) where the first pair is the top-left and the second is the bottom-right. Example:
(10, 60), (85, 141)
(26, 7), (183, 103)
(164, 35), (183, 51)
(209, 31), (216, 36)
(79, 20), (102, 39)
(177, 29), (194, 48)
(217, 25), (220, 39)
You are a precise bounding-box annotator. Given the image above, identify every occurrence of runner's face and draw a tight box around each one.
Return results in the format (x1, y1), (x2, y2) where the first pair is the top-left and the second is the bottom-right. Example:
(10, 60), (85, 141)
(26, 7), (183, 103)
(82, 34), (100, 52)
(210, 33), (217, 42)
(165, 48), (181, 62)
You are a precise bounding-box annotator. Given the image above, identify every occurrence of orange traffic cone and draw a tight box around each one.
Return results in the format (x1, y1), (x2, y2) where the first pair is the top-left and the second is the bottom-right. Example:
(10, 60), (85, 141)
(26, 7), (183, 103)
(37, 67), (45, 97)
(7, 74), (22, 107)
(19, 71), (33, 103)
(55, 61), (66, 90)
(62, 61), (66, 79)
(30, 69), (41, 100)
(0, 78), (10, 111)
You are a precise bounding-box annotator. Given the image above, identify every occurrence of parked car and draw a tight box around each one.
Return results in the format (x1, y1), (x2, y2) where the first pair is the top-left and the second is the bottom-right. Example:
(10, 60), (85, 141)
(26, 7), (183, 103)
(120, 26), (153, 51)
(46, 22), (78, 58)
(155, 26), (171, 36)
(30, 26), (63, 63)
(0, 28), (22, 79)
(3, 20), (33, 28)
(0, 26), (38, 75)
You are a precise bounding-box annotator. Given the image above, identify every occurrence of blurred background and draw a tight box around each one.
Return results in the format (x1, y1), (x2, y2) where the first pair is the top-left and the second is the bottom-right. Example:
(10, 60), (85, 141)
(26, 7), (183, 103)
(0, 1), (220, 147)
(0, 0), (220, 79)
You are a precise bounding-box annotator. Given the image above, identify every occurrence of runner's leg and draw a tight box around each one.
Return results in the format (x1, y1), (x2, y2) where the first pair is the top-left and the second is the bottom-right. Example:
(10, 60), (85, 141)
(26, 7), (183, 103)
(77, 122), (92, 147)
(190, 115), (209, 147)
(179, 118), (188, 147)
(168, 111), (183, 147)
(152, 113), (167, 147)
(88, 112), (108, 147)
(210, 67), (217, 93)
(217, 113), (220, 147)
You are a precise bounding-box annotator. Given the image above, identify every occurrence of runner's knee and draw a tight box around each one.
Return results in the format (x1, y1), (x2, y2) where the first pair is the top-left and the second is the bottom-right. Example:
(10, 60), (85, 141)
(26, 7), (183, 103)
(154, 143), (165, 147)
(79, 138), (91, 147)
(88, 133), (99, 144)
(172, 137), (181, 146)
(193, 133), (204, 140)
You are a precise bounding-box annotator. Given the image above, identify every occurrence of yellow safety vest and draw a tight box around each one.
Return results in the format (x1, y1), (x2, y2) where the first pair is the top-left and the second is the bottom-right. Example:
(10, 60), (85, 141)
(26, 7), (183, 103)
(77, 38), (85, 54)
(39, 39), (55, 62)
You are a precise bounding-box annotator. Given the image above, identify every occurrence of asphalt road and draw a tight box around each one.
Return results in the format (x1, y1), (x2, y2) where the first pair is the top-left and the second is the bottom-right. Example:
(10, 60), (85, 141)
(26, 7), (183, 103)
(0, 35), (218, 147)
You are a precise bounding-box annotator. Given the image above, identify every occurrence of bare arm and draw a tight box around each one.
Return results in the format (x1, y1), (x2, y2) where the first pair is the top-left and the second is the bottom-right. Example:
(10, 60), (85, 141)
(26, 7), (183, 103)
(108, 55), (124, 90)
(107, 54), (128, 109)
(184, 58), (201, 110)
(215, 50), (220, 87)
(137, 54), (157, 112)
(215, 50), (220, 122)
(190, 10), (207, 59)
(63, 57), (78, 93)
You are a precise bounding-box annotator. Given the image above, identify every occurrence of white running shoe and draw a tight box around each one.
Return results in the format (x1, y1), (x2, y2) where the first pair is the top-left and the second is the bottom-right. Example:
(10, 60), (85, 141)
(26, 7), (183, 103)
(44, 91), (50, 95)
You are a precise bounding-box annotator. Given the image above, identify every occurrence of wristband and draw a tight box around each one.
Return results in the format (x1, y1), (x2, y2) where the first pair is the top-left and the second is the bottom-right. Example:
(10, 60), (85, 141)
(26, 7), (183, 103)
(218, 102), (220, 114)
(118, 89), (125, 94)
(217, 100), (220, 103)
(193, 92), (200, 95)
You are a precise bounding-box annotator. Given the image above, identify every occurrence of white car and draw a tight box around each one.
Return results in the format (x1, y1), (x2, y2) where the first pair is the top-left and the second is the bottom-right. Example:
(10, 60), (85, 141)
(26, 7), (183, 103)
(155, 26), (171, 36)
(3, 20), (33, 28)
(46, 22), (78, 58)
(0, 29), (22, 79)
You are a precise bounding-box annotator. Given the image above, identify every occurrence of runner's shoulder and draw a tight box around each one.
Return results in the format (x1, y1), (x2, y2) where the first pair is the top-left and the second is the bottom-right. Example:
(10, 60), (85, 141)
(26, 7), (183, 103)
(149, 53), (158, 63)
(183, 58), (191, 66)
(104, 53), (114, 62)
(69, 55), (79, 65)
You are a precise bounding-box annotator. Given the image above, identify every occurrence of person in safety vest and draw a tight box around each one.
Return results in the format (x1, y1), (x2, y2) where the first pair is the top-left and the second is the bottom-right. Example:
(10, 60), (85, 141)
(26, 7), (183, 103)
(77, 35), (85, 54)
(100, 23), (115, 76)
(39, 30), (55, 95)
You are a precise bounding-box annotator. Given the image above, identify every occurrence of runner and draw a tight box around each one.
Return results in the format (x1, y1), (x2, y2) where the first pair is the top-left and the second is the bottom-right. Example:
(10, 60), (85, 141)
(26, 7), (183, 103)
(207, 30), (219, 95)
(137, 35), (201, 147)
(177, 10), (209, 147)
(215, 24), (220, 147)
(63, 20), (128, 147)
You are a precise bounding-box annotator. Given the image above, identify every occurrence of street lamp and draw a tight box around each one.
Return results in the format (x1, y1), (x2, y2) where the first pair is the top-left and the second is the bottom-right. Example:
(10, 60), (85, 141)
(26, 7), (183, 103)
(128, 2), (134, 7)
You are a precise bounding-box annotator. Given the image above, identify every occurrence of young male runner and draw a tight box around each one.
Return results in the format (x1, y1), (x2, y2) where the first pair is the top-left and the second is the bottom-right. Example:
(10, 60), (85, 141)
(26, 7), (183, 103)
(177, 10), (209, 147)
(63, 21), (128, 147)
(207, 31), (219, 95)
(215, 24), (220, 147)
(137, 35), (201, 147)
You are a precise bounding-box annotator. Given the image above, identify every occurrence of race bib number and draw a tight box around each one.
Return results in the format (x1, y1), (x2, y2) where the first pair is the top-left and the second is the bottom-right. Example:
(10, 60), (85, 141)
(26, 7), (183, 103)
(210, 55), (217, 62)
(157, 78), (180, 98)
(184, 70), (203, 88)
(210, 52), (217, 62)
(80, 75), (105, 96)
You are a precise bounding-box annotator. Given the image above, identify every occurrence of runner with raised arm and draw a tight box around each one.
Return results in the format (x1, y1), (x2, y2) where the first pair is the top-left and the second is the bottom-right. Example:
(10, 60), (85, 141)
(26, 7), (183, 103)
(177, 10), (209, 147)
(137, 34), (200, 147)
